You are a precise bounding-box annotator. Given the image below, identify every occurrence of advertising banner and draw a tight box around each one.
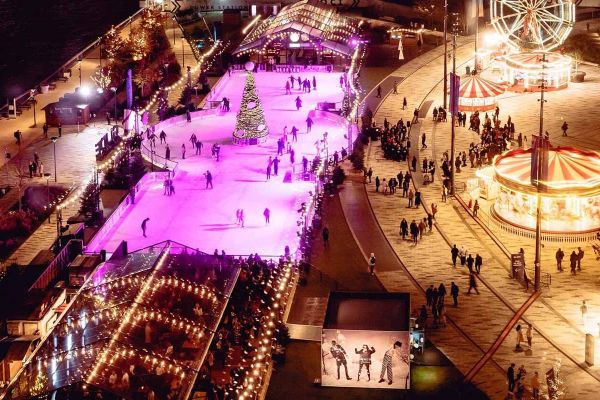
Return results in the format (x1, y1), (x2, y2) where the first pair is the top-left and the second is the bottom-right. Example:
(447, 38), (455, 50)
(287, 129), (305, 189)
(322, 329), (410, 389)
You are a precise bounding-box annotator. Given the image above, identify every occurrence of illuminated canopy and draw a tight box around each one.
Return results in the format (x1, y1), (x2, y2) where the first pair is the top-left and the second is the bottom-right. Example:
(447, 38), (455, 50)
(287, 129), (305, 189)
(494, 147), (600, 197)
(3, 241), (239, 400)
(458, 75), (505, 112)
(233, 0), (360, 57)
(504, 51), (572, 72)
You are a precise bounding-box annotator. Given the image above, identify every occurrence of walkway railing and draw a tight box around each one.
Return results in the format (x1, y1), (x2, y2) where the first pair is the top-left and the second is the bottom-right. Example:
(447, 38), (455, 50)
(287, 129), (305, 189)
(140, 143), (179, 177)
(29, 239), (83, 290)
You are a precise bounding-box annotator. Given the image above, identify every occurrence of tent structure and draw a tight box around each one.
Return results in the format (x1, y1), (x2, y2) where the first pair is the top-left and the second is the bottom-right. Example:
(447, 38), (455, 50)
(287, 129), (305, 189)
(233, 0), (360, 65)
(3, 241), (240, 400)
(494, 146), (600, 196)
(458, 75), (505, 112)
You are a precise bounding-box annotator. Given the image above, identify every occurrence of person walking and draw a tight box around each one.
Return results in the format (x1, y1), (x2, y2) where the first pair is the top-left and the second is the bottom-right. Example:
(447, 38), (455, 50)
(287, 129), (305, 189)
(570, 250), (578, 274)
(577, 246), (584, 271)
(475, 254), (483, 274)
(376, 85), (381, 98)
(556, 248), (564, 271)
(322, 226), (330, 248)
(263, 208), (271, 224)
(375, 176), (381, 192)
(466, 254), (475, 273)
(410, 220), (418, 244)
(205, 170), (213, 189)
(561, 121), (568, 136)
(450, 282), (459, 306)
(515, 324), (524, 350)
(473, 200), (479, 217)
(451, 245), (459, 266)
(467, 272), (479, 294)
(408, 189), (414, 207)
(581, 300), (588, 322)
(393, 81), (398, 94)
(43, 122), (49, 138)
(507, 363), (516, 394)
(531, 371), (540, 400)
(141, 217), (150, 238)
(526, 324), (533, 348)
(421, 132), (427, 149)
(400, 218), (408, 240)
(368, 253), (376, 275)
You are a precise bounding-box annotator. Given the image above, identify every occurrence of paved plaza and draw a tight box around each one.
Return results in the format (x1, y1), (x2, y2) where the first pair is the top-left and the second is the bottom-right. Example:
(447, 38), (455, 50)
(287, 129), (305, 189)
(362, 37), (600, 399)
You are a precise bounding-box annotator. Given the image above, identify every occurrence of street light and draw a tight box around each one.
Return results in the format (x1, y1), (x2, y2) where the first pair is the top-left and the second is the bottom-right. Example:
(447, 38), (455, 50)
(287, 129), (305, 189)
(44, 172), (52, 222)
(78, 58), (82, 87)
(181, 36), (185, 68)
(29, 89), (37, 127)
(51, 136), (58, 182)
(110, 86), (117, 122)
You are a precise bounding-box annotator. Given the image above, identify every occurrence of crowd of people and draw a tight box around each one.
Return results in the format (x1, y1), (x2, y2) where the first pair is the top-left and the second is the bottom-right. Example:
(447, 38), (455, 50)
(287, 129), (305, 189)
(193, 255), (290, 400)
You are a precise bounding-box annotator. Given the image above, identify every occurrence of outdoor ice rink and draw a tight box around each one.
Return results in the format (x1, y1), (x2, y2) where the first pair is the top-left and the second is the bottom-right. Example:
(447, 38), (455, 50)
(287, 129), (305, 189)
(88, 71), (349, 256)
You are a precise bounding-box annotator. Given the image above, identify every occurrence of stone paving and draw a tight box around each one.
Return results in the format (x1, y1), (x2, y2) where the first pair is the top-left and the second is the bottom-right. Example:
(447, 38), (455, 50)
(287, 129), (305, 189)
(365, 38), (600, 399)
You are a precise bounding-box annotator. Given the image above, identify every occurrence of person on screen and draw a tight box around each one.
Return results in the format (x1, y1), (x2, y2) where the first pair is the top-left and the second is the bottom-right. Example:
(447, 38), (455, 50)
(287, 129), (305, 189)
(355, 344), (376, 381)
(330, 340), (352, 380)
(378, 341), (406, 385)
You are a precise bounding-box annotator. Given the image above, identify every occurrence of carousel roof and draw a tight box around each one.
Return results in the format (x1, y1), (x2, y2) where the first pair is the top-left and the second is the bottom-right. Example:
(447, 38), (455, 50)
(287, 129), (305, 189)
(504, 51), (572, 71)
(3, 241), (240, 400)
(459, 75), (505, 99)
(233, 0), (360, 57)
(493, 146), (600, 196)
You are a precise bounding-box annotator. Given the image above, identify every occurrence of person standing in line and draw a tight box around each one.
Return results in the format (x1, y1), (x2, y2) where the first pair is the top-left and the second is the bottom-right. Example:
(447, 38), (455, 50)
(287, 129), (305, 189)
(263, 208), (270, 224)
(451, 245), (459, 267)
(322, 226), (330, 248)
(526, 324), (533, 348)
(141, 217), (150, 238)
(205, 170), (213, 189)
(369, 253), (376, 275)
(450, 282), (459, 306)
(556, 248), (564, 271)
(507, 363), (516, 394)
(467, 272), (479, 294)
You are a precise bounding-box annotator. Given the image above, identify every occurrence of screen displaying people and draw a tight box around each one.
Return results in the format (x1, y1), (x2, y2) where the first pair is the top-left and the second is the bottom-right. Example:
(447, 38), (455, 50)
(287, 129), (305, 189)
(322, 329), (410, 389)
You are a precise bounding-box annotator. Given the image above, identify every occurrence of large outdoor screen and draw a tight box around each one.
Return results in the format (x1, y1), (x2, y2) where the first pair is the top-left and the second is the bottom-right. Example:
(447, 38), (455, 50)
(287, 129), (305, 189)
(321, 329), (410, 389)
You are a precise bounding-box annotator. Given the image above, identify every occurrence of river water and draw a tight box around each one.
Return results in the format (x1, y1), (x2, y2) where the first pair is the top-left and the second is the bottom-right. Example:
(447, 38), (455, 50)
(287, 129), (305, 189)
(0, 0), (139, 98)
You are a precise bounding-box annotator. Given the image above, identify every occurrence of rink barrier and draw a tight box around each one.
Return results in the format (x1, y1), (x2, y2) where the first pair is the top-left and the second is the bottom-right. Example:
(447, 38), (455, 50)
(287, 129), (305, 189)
(85, 173), (159, 254)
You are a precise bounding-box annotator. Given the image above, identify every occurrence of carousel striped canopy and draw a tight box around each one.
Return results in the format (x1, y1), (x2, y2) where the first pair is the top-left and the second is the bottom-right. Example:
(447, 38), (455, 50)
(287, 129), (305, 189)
(493, 147), (600, 196)
(459, 75), (505, 99)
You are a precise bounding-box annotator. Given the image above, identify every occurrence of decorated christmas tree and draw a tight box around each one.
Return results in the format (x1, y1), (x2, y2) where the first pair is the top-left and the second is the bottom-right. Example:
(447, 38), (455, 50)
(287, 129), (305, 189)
(232, 72), (269, 144)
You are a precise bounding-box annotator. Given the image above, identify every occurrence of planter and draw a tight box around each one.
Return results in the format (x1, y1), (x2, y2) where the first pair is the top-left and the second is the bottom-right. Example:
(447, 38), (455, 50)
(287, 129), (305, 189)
(572, 71), (586, 83)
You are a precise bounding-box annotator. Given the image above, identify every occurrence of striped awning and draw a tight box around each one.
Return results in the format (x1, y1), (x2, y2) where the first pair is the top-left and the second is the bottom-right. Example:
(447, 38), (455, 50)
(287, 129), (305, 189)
(459, 75), (505, 99)
(493, 147), (600, 196)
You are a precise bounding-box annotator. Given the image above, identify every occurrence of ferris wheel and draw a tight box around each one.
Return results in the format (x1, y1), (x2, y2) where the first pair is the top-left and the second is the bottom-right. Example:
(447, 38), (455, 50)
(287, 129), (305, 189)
(490, 0), (576, 51)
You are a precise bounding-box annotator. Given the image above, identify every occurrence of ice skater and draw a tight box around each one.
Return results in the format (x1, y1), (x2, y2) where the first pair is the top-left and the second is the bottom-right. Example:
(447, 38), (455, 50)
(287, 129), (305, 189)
(263, 208), (270, 224)
(165, 144), (171, 160)
(291, 126), (298, 142)
(159, 130), (167, 143)
(195, 140), (203, 155)
(181, 143), (186, 159)
(141, 217), (150, 237)
(306, 116), (313, 133)
(285, 81), (291, 95)
(205, 170), (213, 189)
(312, 76), (317, 91)
(266, 157), (272, 180)
(295, 96), (302, 110)
(239, 209), (244, 227)
(272, 156), (280, 176)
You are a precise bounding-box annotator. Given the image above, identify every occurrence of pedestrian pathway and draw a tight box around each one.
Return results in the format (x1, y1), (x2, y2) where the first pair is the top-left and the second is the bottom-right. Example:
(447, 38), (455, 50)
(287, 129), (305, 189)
(365, 37), (600, 399)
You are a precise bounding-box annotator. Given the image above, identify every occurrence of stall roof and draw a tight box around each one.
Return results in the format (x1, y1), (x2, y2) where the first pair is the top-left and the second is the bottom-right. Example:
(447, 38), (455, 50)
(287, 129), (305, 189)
(323, 292), (410, 331)
(3, 241), (240, 400)
(233, 0), (359, 57)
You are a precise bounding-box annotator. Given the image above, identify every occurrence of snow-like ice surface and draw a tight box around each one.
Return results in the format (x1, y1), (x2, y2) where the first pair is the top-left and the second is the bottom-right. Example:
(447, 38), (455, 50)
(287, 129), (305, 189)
(89, 71), (349, 256)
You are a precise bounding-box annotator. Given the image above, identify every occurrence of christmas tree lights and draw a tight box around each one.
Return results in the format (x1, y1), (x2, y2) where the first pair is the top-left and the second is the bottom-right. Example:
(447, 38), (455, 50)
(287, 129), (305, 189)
(232, 72), (269, 145)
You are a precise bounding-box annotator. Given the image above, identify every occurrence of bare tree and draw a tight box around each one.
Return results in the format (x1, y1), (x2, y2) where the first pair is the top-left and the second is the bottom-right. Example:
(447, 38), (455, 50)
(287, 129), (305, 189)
(415, 0), (445, 29)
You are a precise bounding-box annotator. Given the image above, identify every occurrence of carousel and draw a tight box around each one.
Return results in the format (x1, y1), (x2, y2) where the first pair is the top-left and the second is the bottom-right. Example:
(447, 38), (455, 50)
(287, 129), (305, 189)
(458, 74), (506, 112)
(502, 51), (572, 91)
(488, 147), (600, 233)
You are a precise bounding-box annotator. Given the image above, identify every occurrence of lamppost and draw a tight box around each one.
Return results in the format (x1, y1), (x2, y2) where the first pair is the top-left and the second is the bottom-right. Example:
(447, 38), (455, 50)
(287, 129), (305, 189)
(110, 86), (117, 123)
(443, 0), (448, 110)
(449, 14), (459, 196)
(78, 58), (82, 87)
(44, 172), (52, 222)
(181, 36), (185, 68)
(51, 137), (58, 182)
(29, 89), (37, 127)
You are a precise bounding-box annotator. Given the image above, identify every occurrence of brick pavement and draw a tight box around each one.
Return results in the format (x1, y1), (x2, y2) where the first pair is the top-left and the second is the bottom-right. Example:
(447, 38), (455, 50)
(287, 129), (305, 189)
(365, 39), (600, 399)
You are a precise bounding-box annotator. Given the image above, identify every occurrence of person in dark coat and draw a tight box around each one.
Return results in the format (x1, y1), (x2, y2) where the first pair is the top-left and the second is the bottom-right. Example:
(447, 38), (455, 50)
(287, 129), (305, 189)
(475, 254), (483, 274)
(451, 245), (459, 266)
(400, 218), (408, 240)
(450, 282), (459, 306)
(570, 251), (578, 274)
